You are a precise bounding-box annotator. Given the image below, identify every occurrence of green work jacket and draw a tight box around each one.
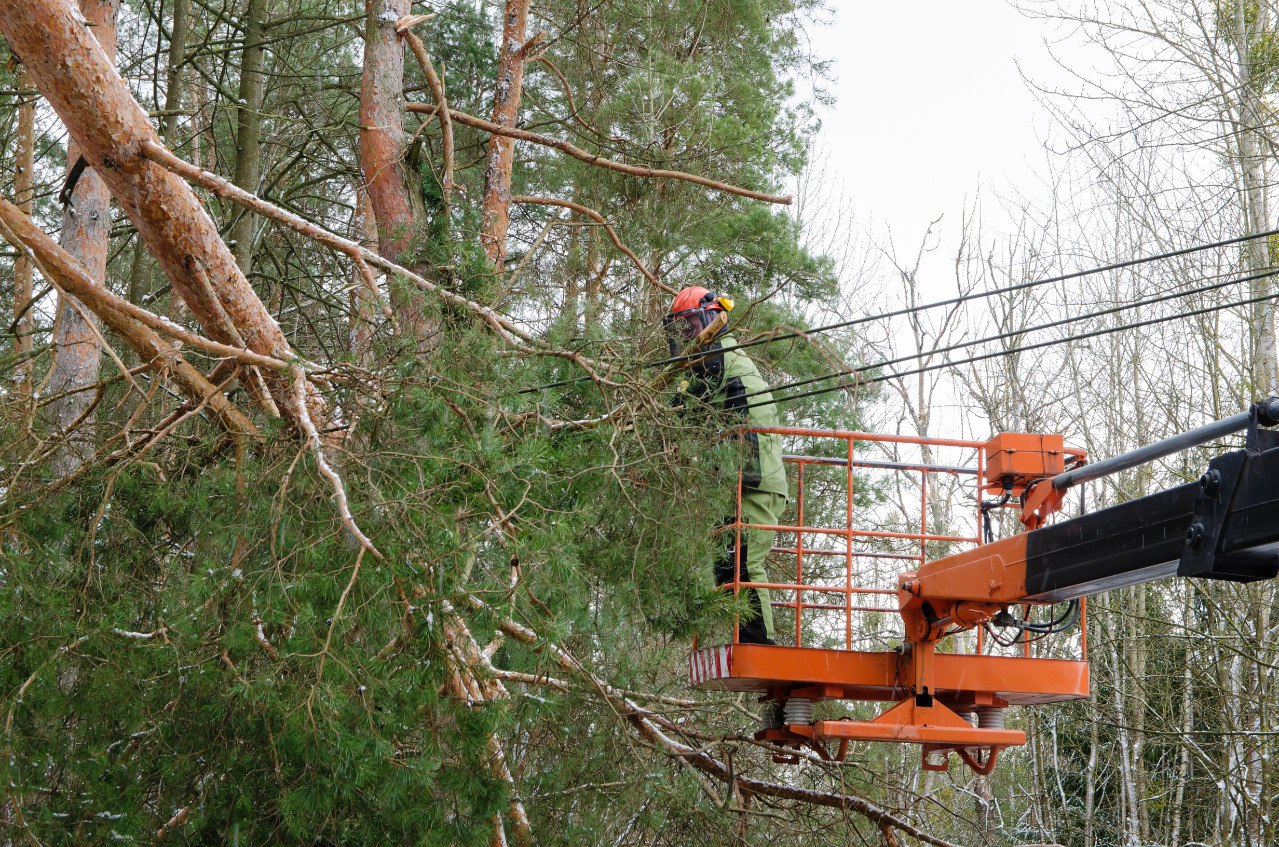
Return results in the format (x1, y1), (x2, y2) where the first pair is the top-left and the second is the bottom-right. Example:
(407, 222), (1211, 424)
(715, 335), (788, 498)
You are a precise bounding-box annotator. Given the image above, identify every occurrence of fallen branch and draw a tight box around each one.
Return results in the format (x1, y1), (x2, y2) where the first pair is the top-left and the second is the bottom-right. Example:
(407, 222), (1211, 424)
(0, 0), (319, 426)
(139, 142), (611, 391)
(141, 141), (531, 343)
(0, 198), (290, 374)
(0, 198), (259, 437)
(512, 195), (675, 295)
(466, 596), (960, 847)
(291, 368), (381, 558)
(490, 667), (699, 709)
(408, 104), (792, 206)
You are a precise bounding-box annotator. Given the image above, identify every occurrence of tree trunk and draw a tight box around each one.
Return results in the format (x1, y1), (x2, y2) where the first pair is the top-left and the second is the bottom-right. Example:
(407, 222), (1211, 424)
(1084, 682), (1098, 847)
(0, 0), (321, 425)
(161, 0), (190, 142)
(1236, 2), (1278, 393)
(1217, 646), (1241, 841)
(974, 773), (994, 844)
(1129, 587), (1150, 843)
(11, 67), (35, 396)
(229, 0), (267, 274)
(46, 0), (117, 477)
(1169, 585), (1195, 847)
(350, 185), (380, 364)
(1107, 611), (1140, 845)
(480, 0), (531, 269)
(359, 0), (424, 323)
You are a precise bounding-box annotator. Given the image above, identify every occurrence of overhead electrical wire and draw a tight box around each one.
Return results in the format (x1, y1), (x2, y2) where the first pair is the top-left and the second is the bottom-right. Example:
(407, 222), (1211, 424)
(516, 225), (1279, 395)
(755, 287), (1279, 410)
(736, 266), (1279, 406)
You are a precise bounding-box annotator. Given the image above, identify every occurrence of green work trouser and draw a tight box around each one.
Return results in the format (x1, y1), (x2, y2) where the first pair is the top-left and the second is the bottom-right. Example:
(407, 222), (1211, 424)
(720, 489), (787, 641)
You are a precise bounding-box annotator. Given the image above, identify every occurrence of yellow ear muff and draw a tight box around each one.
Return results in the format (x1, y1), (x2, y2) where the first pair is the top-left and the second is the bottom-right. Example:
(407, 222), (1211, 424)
(717, 296), (734, 312)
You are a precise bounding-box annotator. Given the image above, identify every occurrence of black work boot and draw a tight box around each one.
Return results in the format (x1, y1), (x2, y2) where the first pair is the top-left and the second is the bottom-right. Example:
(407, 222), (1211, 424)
(714, 528), (746, 588)
(737, 615), (775, 646)
(716, 534), (776, 645)
(737, 579), (775, 645)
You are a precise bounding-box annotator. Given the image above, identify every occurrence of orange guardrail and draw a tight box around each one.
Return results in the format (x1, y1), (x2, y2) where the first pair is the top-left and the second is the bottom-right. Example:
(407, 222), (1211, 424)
(720, 426), (1086, 659)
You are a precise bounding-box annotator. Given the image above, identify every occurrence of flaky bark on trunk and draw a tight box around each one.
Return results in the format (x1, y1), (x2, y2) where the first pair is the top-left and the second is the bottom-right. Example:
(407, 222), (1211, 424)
(229, 0), (267, 273)
(46, 0), (117, 477)
(360, 0), (426, 329)
(480, 0), (531, 269)
(0, 0), (321, 426)
(11, 67), (35, 395)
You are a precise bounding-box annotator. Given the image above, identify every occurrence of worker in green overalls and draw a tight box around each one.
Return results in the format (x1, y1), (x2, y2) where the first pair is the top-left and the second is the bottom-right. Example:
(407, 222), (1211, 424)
(664, 287), (789, 645)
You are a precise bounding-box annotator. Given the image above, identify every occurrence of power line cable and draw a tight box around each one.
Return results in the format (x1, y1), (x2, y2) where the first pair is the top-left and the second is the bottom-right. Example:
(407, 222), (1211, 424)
(739, 267), (1279, 405)
(516, 225), (1279, 395)
(757, 288), (1279, 410)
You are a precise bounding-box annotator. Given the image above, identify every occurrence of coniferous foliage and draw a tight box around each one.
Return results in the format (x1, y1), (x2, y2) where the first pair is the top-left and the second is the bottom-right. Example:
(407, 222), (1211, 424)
(0, 0), (896, 843)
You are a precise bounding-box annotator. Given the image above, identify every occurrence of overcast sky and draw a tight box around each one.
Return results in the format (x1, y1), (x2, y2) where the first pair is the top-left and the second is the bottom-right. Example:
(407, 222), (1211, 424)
(801, 0), (1086, 290)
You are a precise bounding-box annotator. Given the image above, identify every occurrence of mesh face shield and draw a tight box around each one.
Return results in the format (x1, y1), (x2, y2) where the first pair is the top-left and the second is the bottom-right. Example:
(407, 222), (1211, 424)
(663, 307), (714, 356)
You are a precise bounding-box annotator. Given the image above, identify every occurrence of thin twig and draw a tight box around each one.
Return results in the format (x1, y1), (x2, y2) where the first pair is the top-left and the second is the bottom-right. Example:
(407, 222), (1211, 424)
(408, 104), (792, 205)
(513, 195), (675, 295)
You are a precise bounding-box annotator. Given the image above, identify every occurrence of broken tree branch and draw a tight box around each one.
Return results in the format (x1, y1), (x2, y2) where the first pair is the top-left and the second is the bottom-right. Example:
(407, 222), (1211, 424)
(466, 596), (960, 847)
(408, 104), (792, 206)
(0, 0), (320, 425)
(0, 198), (258, 437)
(0, 199), (289, 374)
(139, 142), (614, 386)
(512, 195), (675, 295)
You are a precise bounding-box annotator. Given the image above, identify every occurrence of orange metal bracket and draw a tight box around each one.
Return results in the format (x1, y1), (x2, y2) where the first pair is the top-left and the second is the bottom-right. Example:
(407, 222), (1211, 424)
(771, 697), (1024, 773)
(800, 698), (1024, 748)
(1020, 478), (1068, 530)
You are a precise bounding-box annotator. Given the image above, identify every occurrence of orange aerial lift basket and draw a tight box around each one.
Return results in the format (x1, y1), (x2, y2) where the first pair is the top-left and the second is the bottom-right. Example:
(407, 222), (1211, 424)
(690, 401), (1279, 773)
(689, 427), (1091, 774)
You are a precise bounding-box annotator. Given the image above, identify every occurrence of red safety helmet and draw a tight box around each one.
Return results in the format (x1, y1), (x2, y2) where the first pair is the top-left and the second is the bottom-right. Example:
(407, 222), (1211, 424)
(663, 286), (734, 355)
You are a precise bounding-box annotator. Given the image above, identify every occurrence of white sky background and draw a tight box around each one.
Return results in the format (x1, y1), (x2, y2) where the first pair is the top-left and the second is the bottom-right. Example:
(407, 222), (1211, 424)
(800, 0), (1082, 294)
(792, 0), (1109, 440)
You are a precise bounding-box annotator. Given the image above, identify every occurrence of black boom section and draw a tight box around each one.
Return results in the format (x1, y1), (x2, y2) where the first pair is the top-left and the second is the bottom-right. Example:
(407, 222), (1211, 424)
(1023, 433), (1279, 602)
(1023, 481), (1196, 601)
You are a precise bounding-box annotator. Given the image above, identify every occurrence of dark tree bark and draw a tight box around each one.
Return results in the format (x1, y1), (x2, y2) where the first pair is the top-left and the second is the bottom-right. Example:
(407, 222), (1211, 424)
(161, 0), (190, 141)
(229, 0), (267, 273)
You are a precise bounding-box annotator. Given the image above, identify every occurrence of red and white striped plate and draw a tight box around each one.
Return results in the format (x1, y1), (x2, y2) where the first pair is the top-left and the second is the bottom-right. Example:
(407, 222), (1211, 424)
(688, 644), (732, 686)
